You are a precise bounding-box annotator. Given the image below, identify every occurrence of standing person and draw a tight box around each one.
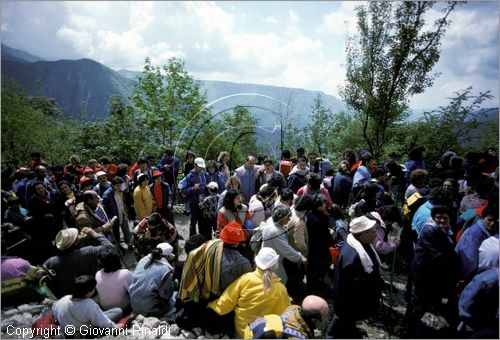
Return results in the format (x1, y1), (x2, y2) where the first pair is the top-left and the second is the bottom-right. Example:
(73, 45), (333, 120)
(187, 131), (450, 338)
(307, 152), (332, 180)
(404, 146), (427, 187)
(331, 160), (353, 209)
(133, 174), (155, 221)
(406, 205), (460, 337)
(217, 151), (231, 184)
(352, 152), (376, 200)
(129, 243), (177, 317)
(207, 247), (291, 338)
(64, 155), (83, 185)
(457, 235), (499, 338)
(256, 158), (287, 191)
(198, 182), (220, 240)
(217, 189), (251, 232)
(99, 156), (118, 181)
(27, 181), (62, 261)
(384, 152), (405, 204)
(287, 157), (310, 194)
(277, 150), (293, 180)
(234, 156), (259, 203)
(305, 195), (333, 294)
(218, 176), (241, 211)
(297, 173), (332, 209)
(158, 148), (180, 201)
(181, 151), (196, 215)
(93, 171), (111, 197)
(102, 177), (132, 251)
(455, 206), (498, 283)
(326, 216), (384, 339)
(182, 157), (208, 237)
(150, 171), (175, 226)
(262, 205), (308, 285)
(206, 160), (226, 194)
(133, 158), (153, 186)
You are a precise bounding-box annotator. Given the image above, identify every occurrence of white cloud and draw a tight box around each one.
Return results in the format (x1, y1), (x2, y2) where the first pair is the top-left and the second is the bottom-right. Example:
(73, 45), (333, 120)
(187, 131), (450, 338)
(289, 10), (300, 24)
(56, 26), (95, 56)
(263, 16), (280, 24)
(318, 2), (359, 36)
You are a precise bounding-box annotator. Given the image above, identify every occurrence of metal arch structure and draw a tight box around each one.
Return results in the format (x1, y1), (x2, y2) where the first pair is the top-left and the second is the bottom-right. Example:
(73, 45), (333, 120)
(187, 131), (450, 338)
(175, 93), (290, 158)
(185, 105), (283, 153)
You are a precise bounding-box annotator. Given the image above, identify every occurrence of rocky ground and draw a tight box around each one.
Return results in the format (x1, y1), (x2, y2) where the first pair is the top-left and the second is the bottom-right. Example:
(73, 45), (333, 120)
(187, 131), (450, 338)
(1, 207), (450, 339)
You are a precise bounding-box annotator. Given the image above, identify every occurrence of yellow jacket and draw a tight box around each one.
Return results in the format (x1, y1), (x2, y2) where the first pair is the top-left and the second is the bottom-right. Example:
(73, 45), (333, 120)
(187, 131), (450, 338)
(133, 185), (154, 220)
(208, 268), (291, 338)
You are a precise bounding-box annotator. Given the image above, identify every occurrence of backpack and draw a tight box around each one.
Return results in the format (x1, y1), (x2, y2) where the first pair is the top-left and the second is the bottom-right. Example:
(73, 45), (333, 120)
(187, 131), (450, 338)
(278, 160), (293, 179)
(402, 192), (426, 222)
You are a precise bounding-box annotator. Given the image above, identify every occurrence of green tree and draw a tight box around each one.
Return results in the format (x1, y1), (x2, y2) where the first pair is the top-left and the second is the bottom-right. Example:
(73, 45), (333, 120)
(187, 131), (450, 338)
(102, 96), (145, 160)
(340, 1), (458, 160)
(419, 88), (494, 162)
(131, 57), (211, 149)
(1, 81), (81, 166)
(306, 94), (335, 155)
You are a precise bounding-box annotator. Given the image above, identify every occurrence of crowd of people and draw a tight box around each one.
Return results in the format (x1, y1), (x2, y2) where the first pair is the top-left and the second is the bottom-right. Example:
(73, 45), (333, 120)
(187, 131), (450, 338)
(1, 145), (498, 338)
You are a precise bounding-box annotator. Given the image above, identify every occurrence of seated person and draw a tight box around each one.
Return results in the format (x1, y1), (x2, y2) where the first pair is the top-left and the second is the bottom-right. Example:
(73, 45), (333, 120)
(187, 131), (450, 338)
(44, 227), (114, 298)
(129, 243), (177, 317)
(95, 249), (133, 312)
(244, 295), (329, 339)
(133, 212), (179, 261)
(52, 275), (124, 338)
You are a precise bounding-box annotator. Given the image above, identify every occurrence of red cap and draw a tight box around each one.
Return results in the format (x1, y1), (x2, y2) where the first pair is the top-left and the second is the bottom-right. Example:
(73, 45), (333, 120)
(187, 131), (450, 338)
(152, 170), (163, 178)
(82, 166), (94, 174)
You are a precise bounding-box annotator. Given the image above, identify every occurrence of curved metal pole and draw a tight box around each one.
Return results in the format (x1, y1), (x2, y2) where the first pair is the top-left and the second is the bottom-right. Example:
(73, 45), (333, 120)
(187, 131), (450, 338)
(185, 105), (281, 152)
(229, 130), (259, 171)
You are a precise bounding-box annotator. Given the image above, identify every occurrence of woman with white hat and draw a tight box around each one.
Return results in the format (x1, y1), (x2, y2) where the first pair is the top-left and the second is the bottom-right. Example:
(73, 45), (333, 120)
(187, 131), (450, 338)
(128, 242), (176, 317)
(207, 247), (291, 338)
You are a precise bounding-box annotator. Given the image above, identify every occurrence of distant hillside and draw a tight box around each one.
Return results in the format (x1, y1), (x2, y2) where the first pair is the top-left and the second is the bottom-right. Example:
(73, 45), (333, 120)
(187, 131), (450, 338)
(117, 69), (345, 127)
(2, 57), (134, 119)
(1, 44), (46, 63)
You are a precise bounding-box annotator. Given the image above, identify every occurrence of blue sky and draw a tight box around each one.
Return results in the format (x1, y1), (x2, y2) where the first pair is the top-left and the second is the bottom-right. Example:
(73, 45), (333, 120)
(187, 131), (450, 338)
(1, 1), (499, 109)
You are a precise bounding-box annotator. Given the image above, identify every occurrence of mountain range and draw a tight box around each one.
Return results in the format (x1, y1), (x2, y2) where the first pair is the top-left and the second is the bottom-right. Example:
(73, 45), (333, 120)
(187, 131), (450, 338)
(1, 44), (344, 128)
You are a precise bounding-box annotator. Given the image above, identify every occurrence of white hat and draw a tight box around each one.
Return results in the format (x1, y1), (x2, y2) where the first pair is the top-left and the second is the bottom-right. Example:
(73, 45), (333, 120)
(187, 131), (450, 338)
(349, 216), (377, 234)
(56, 228), (79, 250)
(194, 157), (205, 169)
(255, 247), (279, 270)
(207, 181), (219, 190)
(157, 242), (174, 258)
(96, 171), (107, 178)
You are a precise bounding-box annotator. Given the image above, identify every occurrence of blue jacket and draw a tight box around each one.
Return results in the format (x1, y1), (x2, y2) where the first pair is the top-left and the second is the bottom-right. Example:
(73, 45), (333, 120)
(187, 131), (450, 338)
(455, 219), (493, 280)
(158, 156), (180, 184)
(411, 222), (459, 305)
(181, 169), (208, 204)
(353, 165), (370, 187)
(129, 256), (175, 316)
(206, 171), (226, 194)
(458, 267), (499, 332)
(102, 187), (123, 220)
(412, 201), (434, 236)
(333, 241), (383, 320)
(331, 173), (353, 208)
(234, 164), (259, 202)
